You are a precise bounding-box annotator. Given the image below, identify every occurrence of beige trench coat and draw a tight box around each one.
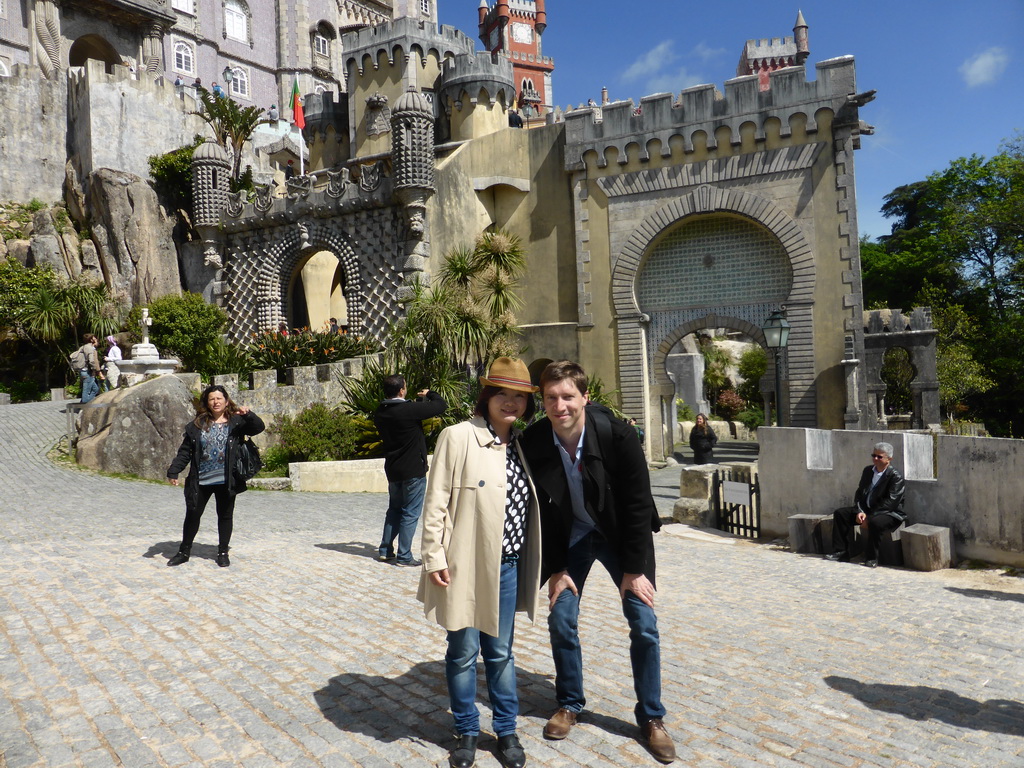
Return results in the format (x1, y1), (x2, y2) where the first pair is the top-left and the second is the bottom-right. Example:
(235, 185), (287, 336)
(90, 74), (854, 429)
(417, 417), (542, 637)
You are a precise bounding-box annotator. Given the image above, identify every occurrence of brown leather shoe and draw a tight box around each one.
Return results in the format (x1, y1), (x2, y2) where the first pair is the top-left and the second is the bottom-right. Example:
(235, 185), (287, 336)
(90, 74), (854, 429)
(640, 718), (676, 763)
(543, 707), (578, 740)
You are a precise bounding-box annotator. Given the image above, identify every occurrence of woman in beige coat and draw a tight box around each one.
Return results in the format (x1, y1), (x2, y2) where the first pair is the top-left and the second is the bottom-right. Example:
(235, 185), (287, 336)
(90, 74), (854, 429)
(418, 358), (542, 768)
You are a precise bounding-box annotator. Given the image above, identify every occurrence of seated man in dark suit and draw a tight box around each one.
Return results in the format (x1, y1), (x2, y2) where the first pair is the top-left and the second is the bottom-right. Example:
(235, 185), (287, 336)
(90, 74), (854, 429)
(826, 441), (906, 568)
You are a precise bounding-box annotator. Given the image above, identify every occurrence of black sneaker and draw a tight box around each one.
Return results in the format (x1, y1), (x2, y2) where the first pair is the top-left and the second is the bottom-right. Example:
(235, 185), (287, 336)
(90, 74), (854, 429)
(394, 558), (422, 567)
(378, 553), (396, 562)
(824, 551), (851, 562)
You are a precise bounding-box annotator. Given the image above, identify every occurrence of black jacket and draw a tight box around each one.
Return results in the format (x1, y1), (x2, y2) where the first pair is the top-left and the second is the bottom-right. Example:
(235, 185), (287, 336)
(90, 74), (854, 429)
(689, 424), (717, 457)
(373, 392), (447, 482)
(520, 404), (661, 585)
(854, 465), (906, 521)
(167, 411), (265, 507)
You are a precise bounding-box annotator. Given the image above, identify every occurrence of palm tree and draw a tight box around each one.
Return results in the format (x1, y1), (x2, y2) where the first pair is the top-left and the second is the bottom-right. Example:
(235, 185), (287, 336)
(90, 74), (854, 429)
(193, 87), (268, 184)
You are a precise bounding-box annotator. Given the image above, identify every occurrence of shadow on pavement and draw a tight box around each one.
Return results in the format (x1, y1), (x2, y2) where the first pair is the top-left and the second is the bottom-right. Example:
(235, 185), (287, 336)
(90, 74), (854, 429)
(316, 541), (379, 558)
(825, 676), (1024, 736)
(946, 586), (1024, 604)
(142, 541), (220, 562)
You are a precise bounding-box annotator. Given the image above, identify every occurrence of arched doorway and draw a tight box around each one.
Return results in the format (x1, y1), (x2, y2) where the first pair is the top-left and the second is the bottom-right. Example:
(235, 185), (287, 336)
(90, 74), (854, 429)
(637, 213), (792, 458)
(69, 35), (123, 73)
(286, 250), (349, 332)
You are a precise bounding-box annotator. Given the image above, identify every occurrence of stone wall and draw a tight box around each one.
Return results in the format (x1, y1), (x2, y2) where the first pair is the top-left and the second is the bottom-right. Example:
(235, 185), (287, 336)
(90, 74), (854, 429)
(0, 66), (69, 203)
(758, 426), (1024, 566)
(67, 59), (205, 183)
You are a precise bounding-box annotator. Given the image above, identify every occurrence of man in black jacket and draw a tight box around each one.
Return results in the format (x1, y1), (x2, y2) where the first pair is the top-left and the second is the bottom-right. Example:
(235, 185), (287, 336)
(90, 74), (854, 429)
(520, 361), (675, 764)
(374, 374), (447, 566)
(826, 441), (906, 567)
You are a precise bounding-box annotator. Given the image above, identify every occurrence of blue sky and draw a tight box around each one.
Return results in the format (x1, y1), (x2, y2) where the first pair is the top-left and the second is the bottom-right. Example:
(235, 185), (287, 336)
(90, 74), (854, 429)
(438, 1), (1023, 240)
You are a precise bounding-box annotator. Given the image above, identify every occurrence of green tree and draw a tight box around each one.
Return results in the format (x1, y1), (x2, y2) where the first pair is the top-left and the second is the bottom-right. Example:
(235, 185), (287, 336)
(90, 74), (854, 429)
(148, 135), (206, 221)
(193, 87), (268, 187)
(699, 336), (732, 414)
(131, 293), (227, 373)
(736, 345), (767, 405)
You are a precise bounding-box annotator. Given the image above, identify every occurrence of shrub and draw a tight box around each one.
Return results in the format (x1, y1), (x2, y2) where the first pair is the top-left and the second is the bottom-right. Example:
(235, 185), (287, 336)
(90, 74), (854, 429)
(676, 399), (696, 422)
(736, 406), (765, 433)
(259, 444), (291, 475)
(148, 135), (206, 216)
(0, 380), (45, 403)
(716, 389), (745, 420)
(129, 293), (227, 373)
(248, 328), (378, 372)
(737, 345), (767, 404)
(275, 403), (363, 462)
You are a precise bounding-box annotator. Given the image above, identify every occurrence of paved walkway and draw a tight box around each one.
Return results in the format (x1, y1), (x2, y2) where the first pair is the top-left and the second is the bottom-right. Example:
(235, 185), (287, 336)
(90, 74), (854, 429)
(3, 400), (1024, 767)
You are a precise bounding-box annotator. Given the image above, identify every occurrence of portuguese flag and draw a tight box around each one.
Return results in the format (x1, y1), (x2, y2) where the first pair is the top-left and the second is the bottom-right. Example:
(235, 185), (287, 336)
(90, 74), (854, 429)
(291, 76), (305, 129)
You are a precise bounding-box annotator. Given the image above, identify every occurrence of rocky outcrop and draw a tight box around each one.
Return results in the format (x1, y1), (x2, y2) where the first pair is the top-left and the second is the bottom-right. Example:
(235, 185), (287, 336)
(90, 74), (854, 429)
(86, 168), (181, 304)
(76, 374), (196, 482)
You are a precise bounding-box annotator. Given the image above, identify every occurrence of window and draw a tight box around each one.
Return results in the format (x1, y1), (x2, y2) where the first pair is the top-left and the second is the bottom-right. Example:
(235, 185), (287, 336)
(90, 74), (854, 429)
(171, 0), (192, 13)
(0, 60), (9, 78)
(420, 0), (431, 14)
(314, 33), (330, 57)
(224, 0), (247, 42)
(173, 41), (195, 75)
(228, 67), (249, 98)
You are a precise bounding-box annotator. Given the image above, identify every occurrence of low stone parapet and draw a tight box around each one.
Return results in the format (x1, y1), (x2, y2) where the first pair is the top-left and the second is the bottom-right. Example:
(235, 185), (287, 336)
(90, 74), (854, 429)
(289, 458), (388, 493)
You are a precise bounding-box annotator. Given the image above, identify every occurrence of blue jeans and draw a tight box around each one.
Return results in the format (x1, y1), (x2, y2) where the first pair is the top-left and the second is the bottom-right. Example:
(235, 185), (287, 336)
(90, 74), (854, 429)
(379, 476), (427, 563)
(548, 530), (666, 724)
(445, 561), (519, 736)
(80, 369), (99, 404)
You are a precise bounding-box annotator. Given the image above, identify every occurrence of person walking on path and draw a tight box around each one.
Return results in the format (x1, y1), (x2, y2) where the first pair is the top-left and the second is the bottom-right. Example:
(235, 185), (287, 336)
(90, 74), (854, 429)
(520, 360), (676, 764)
(688, 413), (717, 464)
(102, 335), (122, 390)
(418, 357), (541, 768)
(166, 385), (265, 568)
(374, 374), (447, 566)
(73, 334), (102, 404)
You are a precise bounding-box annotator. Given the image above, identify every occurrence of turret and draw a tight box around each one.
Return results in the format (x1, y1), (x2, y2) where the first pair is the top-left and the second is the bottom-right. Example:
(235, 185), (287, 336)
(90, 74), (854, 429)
(794, 10), (810, 65)
(535, 0), (547, 35)
(191, 140), (230, 268)
(391, 88), (436, 286)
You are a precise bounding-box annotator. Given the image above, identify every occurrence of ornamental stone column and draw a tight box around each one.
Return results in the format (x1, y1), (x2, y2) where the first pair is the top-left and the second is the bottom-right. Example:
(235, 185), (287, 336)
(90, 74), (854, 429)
(390, 87), (435, 293)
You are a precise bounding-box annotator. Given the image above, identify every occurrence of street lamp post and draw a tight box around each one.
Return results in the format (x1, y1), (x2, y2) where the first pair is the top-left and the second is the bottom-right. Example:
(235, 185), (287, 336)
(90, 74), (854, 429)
(762, 309), (791, 426)
(222, 66), (233, 88)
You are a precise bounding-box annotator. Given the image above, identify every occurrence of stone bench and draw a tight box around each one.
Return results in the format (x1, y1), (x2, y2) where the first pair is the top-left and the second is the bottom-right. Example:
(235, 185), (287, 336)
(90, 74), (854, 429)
(860, 522), (905, 567)
(788, 514), (833, 554)
(900, 524), (954, 571)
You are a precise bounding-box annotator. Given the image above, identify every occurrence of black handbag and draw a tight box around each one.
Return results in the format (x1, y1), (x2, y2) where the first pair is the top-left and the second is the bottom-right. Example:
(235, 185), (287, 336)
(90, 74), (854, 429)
(234, 436), (263, 481)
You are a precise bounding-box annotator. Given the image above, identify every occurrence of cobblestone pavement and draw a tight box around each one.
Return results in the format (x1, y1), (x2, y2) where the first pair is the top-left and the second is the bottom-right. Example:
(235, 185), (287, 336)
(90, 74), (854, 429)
(3, 400), (1024, 767)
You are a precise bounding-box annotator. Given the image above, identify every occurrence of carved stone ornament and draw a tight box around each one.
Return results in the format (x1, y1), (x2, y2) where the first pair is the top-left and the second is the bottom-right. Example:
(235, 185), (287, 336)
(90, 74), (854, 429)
(358, 161), (384, 192)
(203, 243), (223, 268)
(286, 175), (313, 199)
(253, 184), (274, 213)
(226, 191), (245, 218)
(326, 168), (350, 199)
(365, 92), (392, 137)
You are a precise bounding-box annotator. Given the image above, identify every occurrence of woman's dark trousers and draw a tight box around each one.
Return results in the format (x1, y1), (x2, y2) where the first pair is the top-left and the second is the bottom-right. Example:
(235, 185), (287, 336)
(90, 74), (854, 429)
(182, 484), (235, 550)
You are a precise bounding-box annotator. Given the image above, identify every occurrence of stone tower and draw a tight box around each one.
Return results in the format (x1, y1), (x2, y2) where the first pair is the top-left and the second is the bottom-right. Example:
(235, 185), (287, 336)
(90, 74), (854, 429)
(478, 0), (553, 119)
(391, 87), (436, 281)
(737, 10), (811, 91)
(191, 140), (230, 267)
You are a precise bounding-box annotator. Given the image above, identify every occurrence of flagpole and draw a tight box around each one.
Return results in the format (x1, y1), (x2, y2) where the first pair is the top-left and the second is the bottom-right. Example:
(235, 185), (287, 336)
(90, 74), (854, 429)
(296, 72), (304, 176)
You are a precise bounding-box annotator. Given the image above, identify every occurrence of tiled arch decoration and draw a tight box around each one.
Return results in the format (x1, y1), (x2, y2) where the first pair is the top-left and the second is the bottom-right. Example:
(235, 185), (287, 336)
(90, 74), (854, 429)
(610, 185), (816, 428)
(226, 226), (364, 342)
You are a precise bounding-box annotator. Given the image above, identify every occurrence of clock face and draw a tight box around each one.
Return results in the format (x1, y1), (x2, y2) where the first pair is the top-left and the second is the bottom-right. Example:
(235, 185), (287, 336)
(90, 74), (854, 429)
(511, 22), (532, 45)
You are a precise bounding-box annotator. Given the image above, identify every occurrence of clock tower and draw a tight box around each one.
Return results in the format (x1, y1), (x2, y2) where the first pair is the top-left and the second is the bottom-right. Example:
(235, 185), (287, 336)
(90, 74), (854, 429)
(478, 0), (554, 121)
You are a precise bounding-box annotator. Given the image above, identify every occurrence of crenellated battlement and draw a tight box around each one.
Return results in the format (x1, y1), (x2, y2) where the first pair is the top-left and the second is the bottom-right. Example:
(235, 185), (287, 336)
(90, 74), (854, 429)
(437, 51), (514, 109)
(863, 307), (935, 334)
(341, 17), (476, 77)
(564, 56), (859, 171)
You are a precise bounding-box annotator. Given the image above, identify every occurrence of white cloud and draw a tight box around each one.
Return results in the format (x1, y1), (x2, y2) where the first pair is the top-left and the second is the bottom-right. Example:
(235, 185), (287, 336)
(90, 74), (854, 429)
(959, 47), (1008, 87)
(646, 67), (707, 95)
(691, 42), (727, 62)
(622, 41), (676, 83)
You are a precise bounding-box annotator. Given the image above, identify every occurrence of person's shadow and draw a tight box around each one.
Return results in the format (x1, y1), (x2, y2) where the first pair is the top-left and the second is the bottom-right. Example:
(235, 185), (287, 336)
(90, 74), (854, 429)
(143, 541), (221, 563)
(824, 676), (1024, 736)
(946, 586), (1024, 604)
(313, 660), (637, 757)
(315, 542), (379, 559)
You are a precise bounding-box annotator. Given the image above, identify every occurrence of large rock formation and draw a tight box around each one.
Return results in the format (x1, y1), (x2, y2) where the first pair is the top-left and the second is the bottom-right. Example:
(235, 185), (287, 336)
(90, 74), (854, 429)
(86, 168), (182, 304)
(76, 374), (196, 482)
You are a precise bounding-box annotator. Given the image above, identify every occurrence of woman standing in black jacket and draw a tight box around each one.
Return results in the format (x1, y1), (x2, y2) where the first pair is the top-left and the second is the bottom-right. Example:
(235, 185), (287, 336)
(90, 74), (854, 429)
(689, 413), (717, 465)
(166, 385), (265, 567)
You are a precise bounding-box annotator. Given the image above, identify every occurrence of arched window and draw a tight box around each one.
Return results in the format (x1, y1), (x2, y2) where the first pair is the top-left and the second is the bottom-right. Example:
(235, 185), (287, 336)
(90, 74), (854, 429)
(314, 32), (330, 57)
(173, 40), (195, 75)
(224, 0), (248, 43)
(311, 21), (336, 70)
(228, 67), (249, 98)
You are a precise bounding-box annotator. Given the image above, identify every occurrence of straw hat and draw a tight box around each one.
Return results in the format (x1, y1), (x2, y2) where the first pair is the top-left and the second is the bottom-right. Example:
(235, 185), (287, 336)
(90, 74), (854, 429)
(480, 357), (538, 393)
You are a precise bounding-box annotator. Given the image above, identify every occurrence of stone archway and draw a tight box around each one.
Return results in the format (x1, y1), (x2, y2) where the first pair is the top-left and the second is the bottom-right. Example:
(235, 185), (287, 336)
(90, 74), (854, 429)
(609, 185), (815, 460)
(69, 35), (122, 73)
(286, 250), (351, 331)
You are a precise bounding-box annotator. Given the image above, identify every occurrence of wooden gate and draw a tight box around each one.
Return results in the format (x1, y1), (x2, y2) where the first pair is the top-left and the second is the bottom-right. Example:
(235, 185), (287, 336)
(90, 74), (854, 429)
(712, 467), (760, 538)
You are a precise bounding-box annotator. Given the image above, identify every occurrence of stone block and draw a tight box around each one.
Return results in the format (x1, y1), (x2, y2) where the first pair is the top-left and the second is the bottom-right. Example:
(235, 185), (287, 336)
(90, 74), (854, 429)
(788, 514), (831, 554)
(49, 388), (67, 402)
(901, 524), (953, 571)
(672, 497), (711, 527)
(679, 465), (717, 500)
(250, 369), (278, 389)
(855, 521), (905, 566)
(0, 393), (10, 405)
(289, 459), (388, 493)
